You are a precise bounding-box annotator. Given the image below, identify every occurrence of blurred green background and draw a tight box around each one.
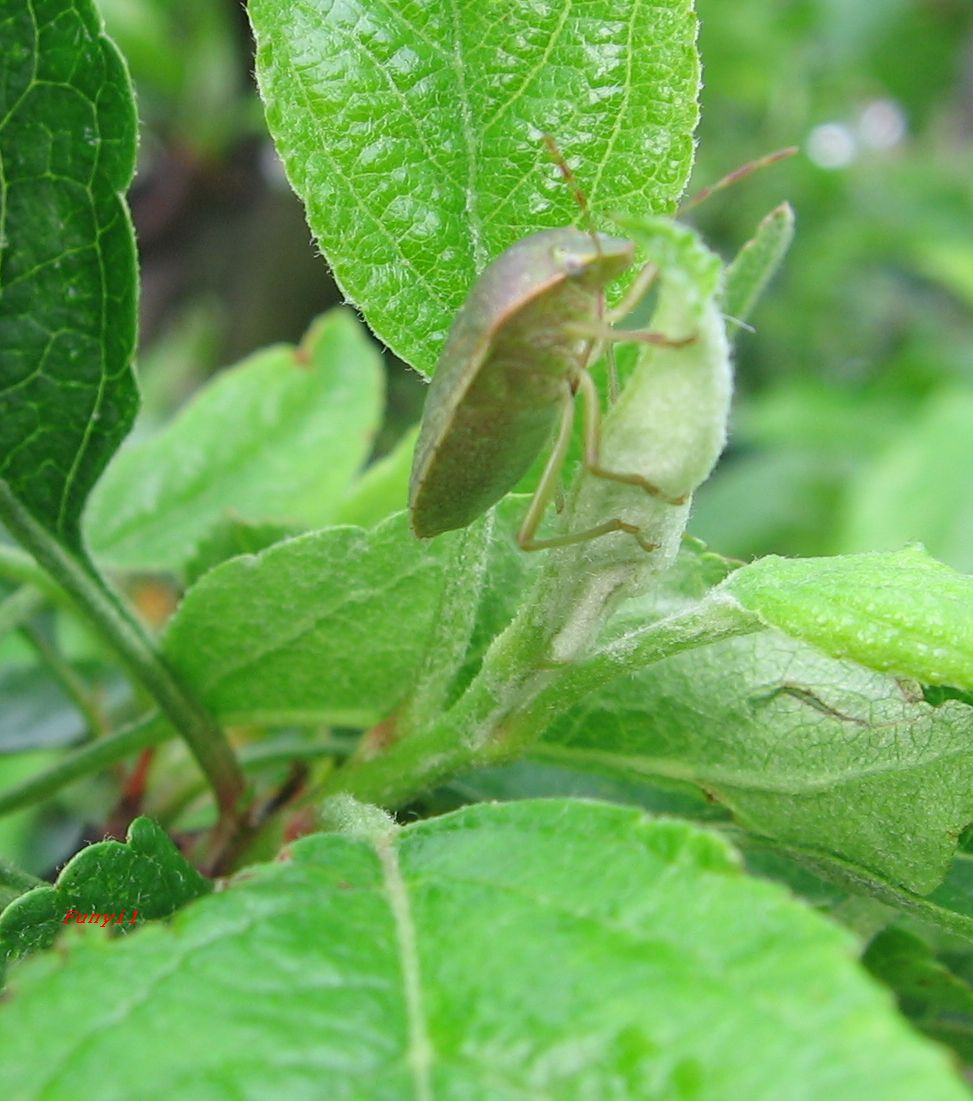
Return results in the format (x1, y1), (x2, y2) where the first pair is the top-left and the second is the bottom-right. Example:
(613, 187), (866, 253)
(98, 0), (973, 571)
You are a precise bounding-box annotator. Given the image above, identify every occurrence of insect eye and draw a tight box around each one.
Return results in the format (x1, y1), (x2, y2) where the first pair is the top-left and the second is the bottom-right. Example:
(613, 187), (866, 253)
(552, 247), (586, 276)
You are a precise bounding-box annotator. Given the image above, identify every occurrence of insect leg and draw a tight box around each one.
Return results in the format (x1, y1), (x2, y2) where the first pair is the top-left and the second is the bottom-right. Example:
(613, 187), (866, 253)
(575, 369), (687, 506)
(517, 388), (577, 550)
(564, 320), (693, 349)
(518, 377), (661, 553)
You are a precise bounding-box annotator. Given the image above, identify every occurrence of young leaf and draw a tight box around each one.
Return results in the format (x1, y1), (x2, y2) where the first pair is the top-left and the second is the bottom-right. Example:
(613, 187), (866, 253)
(248, 0), (701, 373)
(0, 817), (210, 970)
(85, 310), (383, 572)
(723, 545), (973, 691)
(0, 800), (966, 1099)
(722, 202), (795, 334)
(0, 0), (138, 551)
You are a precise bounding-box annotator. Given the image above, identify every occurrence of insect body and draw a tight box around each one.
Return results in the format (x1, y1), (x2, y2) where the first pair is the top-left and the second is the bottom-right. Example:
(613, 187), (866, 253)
(409, 227), (638, 541)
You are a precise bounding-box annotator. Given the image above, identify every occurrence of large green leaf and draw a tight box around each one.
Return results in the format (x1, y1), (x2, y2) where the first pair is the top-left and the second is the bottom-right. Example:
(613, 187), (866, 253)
(248, 0), (701, 373)
(0, 800), (966, 1099)
(543, 630), (973, 894)
(85, 310), (383, 572)
(0, 0), (138, 550)
(162, 502), (533, 729)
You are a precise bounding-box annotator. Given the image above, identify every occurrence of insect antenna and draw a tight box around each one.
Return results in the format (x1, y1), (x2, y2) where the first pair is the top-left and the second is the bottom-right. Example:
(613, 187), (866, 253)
(541, 134), (620, 399)
(542, 134), (602, 238)
(679, 146), (798, 212)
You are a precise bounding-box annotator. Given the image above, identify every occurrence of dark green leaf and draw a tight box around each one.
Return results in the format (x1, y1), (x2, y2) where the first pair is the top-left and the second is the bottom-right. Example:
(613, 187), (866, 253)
(0, 0), (138, 550)
(0, 816), (210, 970)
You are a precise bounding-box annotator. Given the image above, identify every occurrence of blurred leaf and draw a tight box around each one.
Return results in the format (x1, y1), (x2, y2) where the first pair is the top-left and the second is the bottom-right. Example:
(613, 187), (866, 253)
(0, 751), (65, 876)
(447, 757), (729, 823)
(182, 517), (293, 586)
(725, 545), (973, 690)
(0, 0), (138, 551)
(332, 426), (418, 529)
(839, 389), (973, 573)
(0, 857), (40, 913)
(0, 800), (967, 1099)
(545, 630), (973, 893)
(736, 381), (908, 456)
(690, 448), (846, 558)
(915, 237), (973, 310)
(97, 0), (247, 154)
(866, 925), (973, 1015)
(86, 310), (383, 572)
(249, 0), (701, 374)
(0, 816), (210, 971)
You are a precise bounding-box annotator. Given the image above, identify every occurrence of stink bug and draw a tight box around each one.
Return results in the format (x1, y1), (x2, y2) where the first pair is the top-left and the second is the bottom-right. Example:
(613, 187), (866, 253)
(408, 141), (793, 551)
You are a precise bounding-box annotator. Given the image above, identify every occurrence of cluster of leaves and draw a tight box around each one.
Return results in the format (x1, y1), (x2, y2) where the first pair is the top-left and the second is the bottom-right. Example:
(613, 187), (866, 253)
(1, 0), (973, 1096)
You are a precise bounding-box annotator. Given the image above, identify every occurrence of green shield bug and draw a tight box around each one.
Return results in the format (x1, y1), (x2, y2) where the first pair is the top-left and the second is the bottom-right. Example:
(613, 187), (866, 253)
(408, 140), (794, 552)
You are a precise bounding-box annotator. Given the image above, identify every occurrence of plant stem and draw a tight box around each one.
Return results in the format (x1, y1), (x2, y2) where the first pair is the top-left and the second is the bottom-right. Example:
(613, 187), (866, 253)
(0, 484), (246, 821)
(396, 518), (492, 740)
(0, 713), (170, 818)
(0, 585), (45, 639)
(323, 595), (760, 808)
(21, 622), (110, 738)
(0, 856), (42, 909)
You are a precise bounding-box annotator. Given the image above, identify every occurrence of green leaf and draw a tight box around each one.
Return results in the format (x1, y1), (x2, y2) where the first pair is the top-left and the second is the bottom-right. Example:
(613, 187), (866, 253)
(0, 800), (966, 1099)
(85, 310), (383, 572)
(724, 545), (973, 692)
(0, 0), (138, 550)
(722, 202), (795, 334)
(839, 388), (973, 574)
(865, 926), (973, 1023)
(544, 630), (973, 893)
(162, 513), (457, 727)
(249, 0), (701, 374)
(0, 816), (210, 970)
